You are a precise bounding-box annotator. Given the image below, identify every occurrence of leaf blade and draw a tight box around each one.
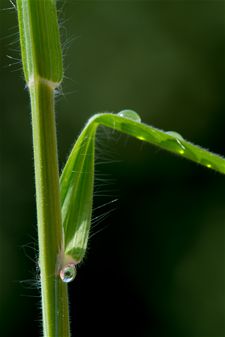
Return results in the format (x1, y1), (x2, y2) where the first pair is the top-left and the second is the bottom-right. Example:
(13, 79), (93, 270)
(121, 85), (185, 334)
(60, 112), (225, 263)
(60, 124), (97, 262)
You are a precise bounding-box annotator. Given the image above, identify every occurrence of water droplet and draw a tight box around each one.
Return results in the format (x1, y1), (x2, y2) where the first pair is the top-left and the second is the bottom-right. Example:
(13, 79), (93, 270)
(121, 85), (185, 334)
(117, 110), (141, 123)
(166, 131), (184, 141)
(160, 137), (198, 161)
(60, 263), (77, 283)
(161, 136), (185, 154)
(163, 131), (187, 154)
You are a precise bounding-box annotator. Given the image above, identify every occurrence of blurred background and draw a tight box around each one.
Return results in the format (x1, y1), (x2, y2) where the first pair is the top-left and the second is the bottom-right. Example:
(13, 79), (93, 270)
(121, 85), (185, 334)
(0, 0), (225, 336)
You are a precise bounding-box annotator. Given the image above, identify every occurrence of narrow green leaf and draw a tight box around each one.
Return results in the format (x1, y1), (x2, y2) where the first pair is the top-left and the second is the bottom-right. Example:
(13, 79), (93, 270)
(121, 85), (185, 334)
(60, 111), (225, 263)
(60, 124), (97, 262)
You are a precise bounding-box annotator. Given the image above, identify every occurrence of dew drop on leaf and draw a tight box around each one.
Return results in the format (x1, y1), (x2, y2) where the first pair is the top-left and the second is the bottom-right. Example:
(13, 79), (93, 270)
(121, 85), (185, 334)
(117, 110), (141, 123)
(166, 131), (184, 141)
(60, 263), (77, 283)
(160, 135), (199, 161)
(161, 137), (186, 155)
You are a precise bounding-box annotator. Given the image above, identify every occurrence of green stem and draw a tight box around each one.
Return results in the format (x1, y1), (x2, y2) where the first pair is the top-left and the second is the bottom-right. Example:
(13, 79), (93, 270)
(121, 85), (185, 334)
(30, 80), (70, 337)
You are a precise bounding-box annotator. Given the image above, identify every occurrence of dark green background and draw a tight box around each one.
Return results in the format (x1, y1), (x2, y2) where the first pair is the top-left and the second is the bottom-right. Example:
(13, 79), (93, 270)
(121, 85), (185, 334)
(0, 0), (224, 336)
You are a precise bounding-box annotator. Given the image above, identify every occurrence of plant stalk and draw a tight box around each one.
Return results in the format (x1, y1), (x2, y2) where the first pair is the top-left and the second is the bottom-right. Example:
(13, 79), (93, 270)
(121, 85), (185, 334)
(30, 80), (70, 337)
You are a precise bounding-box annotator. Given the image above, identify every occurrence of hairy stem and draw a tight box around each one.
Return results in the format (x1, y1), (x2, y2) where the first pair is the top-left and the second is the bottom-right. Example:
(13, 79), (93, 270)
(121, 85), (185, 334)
(16, 0), (70, 335)
(30, 80), (70, 337)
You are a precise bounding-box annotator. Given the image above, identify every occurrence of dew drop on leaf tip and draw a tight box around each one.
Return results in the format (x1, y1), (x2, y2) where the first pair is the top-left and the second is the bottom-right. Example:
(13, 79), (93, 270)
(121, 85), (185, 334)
(117, 110), (141, 123)
(60, 263), (77, 283)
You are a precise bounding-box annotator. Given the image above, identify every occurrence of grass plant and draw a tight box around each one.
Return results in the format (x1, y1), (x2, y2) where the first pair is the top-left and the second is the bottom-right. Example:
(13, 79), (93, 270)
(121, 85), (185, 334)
(16, 1), (225, 336)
